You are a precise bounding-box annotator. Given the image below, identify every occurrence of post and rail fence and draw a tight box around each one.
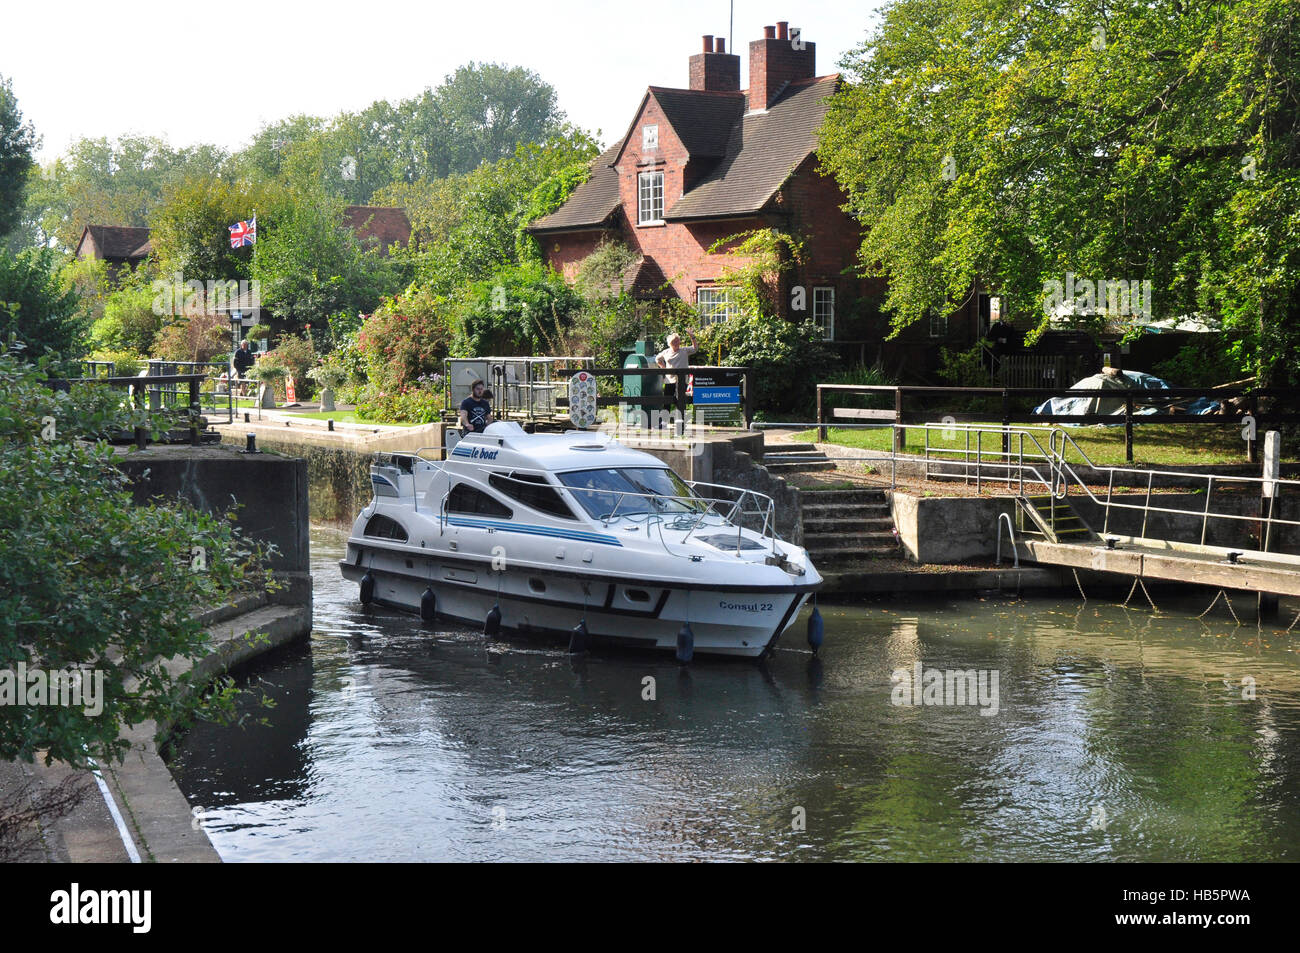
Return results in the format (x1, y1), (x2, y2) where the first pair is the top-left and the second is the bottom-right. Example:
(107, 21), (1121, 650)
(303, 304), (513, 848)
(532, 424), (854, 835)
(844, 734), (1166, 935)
(814, 383), (1300, 463)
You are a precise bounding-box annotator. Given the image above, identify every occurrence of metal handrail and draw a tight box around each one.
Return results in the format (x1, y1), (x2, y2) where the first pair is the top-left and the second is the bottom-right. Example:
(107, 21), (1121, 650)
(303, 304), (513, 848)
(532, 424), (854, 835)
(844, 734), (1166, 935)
(754, 419), (1298, 554)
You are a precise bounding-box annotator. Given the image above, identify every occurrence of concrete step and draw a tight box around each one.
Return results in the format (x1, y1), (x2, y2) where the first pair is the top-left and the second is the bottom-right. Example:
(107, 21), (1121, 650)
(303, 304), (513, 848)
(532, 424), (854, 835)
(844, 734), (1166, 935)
(766, 461), (837, 473)
(804, 517), (896, 534)
(804, 534), (900, 553)
(798, 489), (888, 505)
(802, 502), (891, 517)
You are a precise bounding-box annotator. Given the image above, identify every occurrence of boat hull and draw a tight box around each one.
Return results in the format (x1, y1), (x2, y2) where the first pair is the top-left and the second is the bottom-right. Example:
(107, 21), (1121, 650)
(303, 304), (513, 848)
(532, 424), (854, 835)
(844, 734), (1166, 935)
(340, 553), (814, 658)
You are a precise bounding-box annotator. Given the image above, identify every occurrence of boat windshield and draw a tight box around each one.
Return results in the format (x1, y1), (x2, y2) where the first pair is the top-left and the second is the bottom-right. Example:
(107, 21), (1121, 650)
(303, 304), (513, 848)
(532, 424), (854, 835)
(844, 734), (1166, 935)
(558, 467), (707, 519)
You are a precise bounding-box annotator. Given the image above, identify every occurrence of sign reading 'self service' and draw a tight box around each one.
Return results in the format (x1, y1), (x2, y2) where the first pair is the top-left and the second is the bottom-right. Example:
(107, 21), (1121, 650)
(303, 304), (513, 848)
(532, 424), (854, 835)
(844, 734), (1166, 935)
(689, 370), (741, 405)
(688, 370), (742, 424)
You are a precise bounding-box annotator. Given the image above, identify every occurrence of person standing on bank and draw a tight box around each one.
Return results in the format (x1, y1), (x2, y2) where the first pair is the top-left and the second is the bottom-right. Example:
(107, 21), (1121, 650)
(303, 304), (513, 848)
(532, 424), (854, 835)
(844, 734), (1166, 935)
(656, 329), (698, 418)
(458, 379), (494, 434)
(232, 339), (255, 395)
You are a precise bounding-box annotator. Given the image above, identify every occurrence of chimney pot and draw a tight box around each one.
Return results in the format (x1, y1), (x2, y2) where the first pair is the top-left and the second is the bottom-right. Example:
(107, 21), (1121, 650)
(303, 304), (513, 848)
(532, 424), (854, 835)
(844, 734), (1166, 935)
(702, 35), (714, 53)
(777, 21), (789, 40)
(716, 37), (725, 53)
(764, 25), (776, 39)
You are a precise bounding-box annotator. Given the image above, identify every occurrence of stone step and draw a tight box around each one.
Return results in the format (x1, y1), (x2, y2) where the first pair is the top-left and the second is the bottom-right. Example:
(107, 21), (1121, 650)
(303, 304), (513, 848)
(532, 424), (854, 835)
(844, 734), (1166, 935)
(804, 517), (896, 534)
(798, 489), (888, 504)
(801, 502), (891, 517)
(766, 461), (837, 473)
(804, 533), (899, 552)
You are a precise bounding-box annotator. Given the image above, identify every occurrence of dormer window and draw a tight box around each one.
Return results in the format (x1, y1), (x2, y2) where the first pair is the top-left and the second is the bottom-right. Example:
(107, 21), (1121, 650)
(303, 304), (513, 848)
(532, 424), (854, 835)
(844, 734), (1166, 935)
(642, 124), (659, 151)
(638, 171), (664, 225)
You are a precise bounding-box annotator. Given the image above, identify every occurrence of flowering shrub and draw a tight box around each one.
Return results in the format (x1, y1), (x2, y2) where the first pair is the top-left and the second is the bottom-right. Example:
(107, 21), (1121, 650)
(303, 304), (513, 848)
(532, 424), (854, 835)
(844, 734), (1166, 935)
(356, 288), (455, 393)
(354, 381), (445, 424)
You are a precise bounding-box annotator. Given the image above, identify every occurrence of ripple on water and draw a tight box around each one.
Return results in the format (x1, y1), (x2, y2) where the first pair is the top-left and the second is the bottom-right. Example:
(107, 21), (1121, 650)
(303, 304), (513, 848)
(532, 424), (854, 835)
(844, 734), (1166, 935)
(164, 525), (1300, 861)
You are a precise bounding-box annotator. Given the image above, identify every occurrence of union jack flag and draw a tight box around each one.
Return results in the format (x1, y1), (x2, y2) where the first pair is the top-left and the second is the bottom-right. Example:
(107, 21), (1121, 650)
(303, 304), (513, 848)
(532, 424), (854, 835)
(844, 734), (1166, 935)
(228, 217), (257, 248)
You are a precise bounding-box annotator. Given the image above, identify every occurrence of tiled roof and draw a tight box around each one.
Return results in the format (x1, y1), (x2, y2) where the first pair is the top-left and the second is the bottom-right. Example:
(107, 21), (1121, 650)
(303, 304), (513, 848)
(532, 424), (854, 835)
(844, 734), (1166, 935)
(76, 225), (153, 260)
(666, 75), (840, 221)
(621, 256), (671, 298)
(343, 206), (411, 249)
(525, 143), (622, 233)
(645, 87), (745, 158)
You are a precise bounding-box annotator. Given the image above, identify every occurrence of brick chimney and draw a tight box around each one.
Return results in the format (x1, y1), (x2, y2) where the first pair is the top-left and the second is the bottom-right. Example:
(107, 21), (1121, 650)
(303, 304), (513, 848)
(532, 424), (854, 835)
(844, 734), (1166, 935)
(690, 34), (740, 92)
(748, 21), (815, 111)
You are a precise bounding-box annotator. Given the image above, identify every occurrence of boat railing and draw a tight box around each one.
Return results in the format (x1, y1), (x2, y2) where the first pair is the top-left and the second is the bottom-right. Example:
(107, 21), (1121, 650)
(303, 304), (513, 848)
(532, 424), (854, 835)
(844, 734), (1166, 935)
(429, 456), (781, 556)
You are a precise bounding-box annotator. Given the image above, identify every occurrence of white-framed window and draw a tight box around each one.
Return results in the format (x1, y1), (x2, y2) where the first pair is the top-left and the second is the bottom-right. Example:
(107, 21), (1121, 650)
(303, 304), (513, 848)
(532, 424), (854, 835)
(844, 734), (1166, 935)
(929, 311), (949, 337)
(638, 171), (664, 224)
(813, 286), (835, 341)
(697, 286), (742, 325)
(642, 124), (659, 151)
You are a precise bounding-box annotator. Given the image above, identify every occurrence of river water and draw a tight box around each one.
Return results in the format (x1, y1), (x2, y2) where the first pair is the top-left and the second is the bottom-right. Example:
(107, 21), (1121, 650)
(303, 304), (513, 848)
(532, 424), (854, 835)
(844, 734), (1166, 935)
(167, 525), (1300, 861)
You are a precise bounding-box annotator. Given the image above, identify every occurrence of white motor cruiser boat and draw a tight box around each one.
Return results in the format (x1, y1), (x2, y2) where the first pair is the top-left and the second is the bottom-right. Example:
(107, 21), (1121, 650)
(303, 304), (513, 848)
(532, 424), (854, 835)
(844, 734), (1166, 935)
(340, 422), (823, 659)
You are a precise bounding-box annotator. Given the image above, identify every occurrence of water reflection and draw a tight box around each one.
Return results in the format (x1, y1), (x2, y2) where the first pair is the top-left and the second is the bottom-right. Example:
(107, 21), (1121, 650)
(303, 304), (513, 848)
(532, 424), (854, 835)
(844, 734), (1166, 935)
(166, 526), (1300, 861)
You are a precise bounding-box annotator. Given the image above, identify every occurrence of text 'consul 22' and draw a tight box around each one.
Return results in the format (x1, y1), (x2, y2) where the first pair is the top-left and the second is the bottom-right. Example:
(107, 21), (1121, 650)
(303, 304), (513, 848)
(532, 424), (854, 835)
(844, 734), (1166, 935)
(341, 423), (823, 659)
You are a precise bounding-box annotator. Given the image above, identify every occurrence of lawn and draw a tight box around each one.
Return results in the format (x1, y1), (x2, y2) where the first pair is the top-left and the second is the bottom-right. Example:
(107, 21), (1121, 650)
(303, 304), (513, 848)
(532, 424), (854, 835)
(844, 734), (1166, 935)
(277, 409), (425, 428)
(794, 422), (1290, 467)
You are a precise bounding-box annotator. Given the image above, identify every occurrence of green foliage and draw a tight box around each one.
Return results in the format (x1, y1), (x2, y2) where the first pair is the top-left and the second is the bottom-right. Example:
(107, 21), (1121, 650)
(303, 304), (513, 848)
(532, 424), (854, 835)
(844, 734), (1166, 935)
(516, 159), (592, 261)
(250, 187), (401, 337)
(148, 177), (264, 284)
(87, 348), (145, 377)
(455, 261), (584, 356)
(150, 312), (229, 363)
(96, 270), (162, 354)
(0, 348), (273, 766)
(706, 228), (805, 319)
(266, 332), (317, 398)
(818, 0), (1300, 384)
(1153, 337), (1251, 388)
(0, 75), (39, 240)
(698, 312), (837, 414)
(937, 344), (993, 386)
(306, 362), (348, 392)
(356, 287), (456, 391)
(354, 381), (444, 424)
(29, 136), (227, 252)
(385, 132), (599, 294)
(0, 247), (87, 370)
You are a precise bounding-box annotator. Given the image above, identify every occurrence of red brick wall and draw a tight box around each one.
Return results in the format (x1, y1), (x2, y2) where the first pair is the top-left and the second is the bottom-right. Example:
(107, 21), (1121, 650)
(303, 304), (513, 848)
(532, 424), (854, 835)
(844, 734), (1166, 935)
(749, 37), (816, 111)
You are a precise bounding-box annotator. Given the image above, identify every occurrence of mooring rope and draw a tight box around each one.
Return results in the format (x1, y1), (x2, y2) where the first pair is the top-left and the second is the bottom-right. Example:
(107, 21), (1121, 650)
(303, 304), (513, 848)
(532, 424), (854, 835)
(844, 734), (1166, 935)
(1072, 567), (1086, 602)
(1287, 608), (1300, 634)
(1121, 576), (1158, 612)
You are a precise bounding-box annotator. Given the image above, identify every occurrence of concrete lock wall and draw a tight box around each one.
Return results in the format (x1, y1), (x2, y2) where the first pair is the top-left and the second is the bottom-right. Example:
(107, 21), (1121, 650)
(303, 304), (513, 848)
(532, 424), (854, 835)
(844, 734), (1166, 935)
(115, 444), (311, 605)
(891, 493), (1018, 564)
(891, 490), (1299, 564)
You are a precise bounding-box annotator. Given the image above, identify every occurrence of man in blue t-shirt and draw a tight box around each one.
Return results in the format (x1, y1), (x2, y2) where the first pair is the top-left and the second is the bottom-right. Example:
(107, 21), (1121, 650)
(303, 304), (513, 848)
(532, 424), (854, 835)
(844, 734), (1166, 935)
(458, 379), (494, 433)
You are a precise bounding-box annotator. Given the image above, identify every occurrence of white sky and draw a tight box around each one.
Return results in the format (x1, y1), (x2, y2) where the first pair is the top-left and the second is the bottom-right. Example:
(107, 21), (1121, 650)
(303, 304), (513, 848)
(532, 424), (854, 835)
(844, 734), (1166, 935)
(2, 0), (886, 163)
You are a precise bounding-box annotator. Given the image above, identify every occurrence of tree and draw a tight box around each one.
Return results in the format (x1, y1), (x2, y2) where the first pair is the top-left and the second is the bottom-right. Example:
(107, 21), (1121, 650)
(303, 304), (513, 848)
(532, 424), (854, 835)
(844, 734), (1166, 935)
(0, 248), (88, 368)
(818, 0), (1300, 385)
(0, 349), (272, 767)
(28, 136), (228, 252)
(398, 63), (566, 180)
(250, 186), (401, 337)
(0, 75), (39, 240)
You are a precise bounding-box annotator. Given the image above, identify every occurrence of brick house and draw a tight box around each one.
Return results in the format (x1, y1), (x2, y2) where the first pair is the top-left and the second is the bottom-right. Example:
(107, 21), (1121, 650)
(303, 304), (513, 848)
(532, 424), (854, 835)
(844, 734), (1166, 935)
(527, 22), (990, 375)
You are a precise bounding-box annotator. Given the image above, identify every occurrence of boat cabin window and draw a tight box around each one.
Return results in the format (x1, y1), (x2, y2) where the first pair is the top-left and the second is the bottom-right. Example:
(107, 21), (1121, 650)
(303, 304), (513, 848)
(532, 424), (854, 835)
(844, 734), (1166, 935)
(488, 472), (578, 520)
(447, 482), (513, 519)
(363, 513), (409, 542)
(557, 468), (706, 520)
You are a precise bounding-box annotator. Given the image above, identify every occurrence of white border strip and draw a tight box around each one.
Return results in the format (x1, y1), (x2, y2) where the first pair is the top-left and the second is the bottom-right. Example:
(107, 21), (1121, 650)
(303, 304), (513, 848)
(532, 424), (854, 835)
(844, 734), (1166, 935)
(88, 758), (141, 863)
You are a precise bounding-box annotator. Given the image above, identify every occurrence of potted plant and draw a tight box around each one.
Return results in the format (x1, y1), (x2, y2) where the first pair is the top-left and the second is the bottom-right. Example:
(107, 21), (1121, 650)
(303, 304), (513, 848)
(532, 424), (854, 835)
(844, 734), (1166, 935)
(246, 361), (287, 409)
(307, 364), (348, 412)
